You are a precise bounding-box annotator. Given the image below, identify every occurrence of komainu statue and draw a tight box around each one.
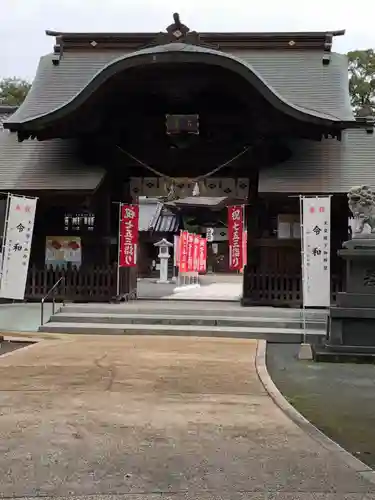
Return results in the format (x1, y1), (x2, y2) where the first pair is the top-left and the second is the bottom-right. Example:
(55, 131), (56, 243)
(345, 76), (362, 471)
(348, 185), (375, 236)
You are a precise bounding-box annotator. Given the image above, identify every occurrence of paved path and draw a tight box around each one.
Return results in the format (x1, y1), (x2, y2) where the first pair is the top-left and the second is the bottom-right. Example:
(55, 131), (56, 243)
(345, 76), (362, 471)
(0, 302), (53, 332)
(139, 274), (243, 301)
(166, 282), (242, 301)
(0, 336), (374, 499)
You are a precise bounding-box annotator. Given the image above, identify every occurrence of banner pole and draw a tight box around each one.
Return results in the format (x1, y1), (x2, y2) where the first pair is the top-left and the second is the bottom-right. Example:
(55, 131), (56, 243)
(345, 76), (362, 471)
(0, 193), (11, 293)
(116, 202), (122, 297)
(299, 195), (307, 345)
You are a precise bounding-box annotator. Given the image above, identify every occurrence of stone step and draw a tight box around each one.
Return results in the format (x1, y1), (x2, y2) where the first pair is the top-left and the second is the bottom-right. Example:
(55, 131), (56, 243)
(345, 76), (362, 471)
(60, 303), (327, 321)
(38, 321), (325, 344)
(51, 312), (325, 330)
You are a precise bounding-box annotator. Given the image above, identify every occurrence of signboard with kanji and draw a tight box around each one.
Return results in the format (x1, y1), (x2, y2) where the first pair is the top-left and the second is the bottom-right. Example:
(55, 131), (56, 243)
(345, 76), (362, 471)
(228, 205), (244, 271)
(199, 237), (207, 273)
(178, 231), (188, 273)
(301, 197), (331, 307)
(0, 195), (37, 300)
(119, 204), (139, 267)
(187, 232), (194, 272)
(193, 235), (200, 272)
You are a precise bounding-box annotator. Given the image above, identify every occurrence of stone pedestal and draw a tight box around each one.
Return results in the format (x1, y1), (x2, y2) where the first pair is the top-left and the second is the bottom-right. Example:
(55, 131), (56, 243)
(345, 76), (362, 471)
(327, 238), (375, 352)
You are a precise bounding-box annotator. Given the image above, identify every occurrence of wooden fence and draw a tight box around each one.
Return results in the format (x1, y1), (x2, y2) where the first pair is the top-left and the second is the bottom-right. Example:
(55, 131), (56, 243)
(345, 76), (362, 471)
(242, 269), (343, 307)
(24, 265), (343, 306)
(25, 265), (135, 302)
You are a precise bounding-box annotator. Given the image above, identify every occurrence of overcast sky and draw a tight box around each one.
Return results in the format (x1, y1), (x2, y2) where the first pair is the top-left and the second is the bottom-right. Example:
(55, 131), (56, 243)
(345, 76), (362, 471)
(2, 0), (375, 80)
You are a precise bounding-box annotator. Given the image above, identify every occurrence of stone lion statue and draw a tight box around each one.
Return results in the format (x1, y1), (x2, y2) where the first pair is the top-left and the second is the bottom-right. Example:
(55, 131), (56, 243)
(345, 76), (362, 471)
(348, 185), (375, 236)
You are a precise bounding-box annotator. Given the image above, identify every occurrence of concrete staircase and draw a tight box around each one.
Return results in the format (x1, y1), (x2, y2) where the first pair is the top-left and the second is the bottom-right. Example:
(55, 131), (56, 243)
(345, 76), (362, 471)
(39, 301), (327, 344)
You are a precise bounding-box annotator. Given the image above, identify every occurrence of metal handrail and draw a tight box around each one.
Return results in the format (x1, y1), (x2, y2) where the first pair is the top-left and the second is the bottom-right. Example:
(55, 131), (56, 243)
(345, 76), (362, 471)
(40, 277), (65, 326)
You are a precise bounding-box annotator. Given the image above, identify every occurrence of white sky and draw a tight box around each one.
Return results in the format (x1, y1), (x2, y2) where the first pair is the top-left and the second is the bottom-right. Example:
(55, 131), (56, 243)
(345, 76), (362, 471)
(1, 0), (375, 80)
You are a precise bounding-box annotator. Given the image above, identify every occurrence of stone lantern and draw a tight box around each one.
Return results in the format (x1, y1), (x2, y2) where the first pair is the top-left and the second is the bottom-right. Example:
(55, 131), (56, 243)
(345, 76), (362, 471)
(154, 238), (174, 284)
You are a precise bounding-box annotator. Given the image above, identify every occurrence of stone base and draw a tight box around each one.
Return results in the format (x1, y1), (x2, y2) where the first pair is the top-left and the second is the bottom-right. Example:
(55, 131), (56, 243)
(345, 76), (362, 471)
(328, 306), (375, 347)
(313, 343), (375, 363)
(298, 343), (313, 360)
(336, 292), (375, 308)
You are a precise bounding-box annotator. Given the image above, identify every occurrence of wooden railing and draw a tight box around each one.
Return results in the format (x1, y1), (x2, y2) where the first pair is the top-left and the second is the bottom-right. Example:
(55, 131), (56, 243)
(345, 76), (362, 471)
(242, 268), (343, 306)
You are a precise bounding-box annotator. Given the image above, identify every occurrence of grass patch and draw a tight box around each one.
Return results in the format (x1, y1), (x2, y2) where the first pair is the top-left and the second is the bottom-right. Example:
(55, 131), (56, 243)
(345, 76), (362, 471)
(267, 344), (375, 469)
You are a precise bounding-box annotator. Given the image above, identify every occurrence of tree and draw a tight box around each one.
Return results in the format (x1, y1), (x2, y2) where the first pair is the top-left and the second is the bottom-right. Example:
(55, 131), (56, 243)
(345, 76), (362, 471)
(347, 49), (375, 115)
(0, 77), (31, 106)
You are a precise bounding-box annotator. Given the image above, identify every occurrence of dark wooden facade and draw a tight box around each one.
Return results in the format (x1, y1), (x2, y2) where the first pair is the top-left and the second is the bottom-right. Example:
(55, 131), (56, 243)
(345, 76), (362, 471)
(19, 191), (349, 305)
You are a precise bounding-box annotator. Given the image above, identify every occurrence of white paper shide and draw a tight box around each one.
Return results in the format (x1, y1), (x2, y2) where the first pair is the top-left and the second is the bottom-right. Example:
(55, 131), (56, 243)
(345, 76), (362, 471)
(302, 197), (331, 307)
(0, 195), (37, 300)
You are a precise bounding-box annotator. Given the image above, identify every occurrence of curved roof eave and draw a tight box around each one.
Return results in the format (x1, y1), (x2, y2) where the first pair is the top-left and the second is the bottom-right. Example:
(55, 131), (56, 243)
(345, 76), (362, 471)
(5, 43), (351, 131)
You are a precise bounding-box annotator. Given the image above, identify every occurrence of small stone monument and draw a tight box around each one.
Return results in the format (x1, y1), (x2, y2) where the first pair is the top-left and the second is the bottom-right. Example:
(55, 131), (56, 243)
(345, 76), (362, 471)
(326, 185), (375, 354)
(154, 238), (173, 284)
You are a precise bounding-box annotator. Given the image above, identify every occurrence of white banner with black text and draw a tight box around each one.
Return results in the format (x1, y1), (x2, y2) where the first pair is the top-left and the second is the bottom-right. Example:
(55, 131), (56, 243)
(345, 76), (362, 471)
(0, 195), (37, 300)
(301, 196), (331, 307)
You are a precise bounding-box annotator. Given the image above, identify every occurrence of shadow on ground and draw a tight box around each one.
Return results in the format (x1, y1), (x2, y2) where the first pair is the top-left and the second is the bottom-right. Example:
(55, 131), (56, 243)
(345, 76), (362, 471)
(0, 341), (33, 356)
(267, 343), (375, 469)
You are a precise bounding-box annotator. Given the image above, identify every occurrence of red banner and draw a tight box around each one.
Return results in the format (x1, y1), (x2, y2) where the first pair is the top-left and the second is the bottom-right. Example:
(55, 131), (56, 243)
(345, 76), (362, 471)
(119, 204), (139, 267)
(187, 233), (194, 272)
(193, 235), (200, 272)
(179, 231), (188, 272)
(228, 205), (244, 271)
(199, 237), (207, 273)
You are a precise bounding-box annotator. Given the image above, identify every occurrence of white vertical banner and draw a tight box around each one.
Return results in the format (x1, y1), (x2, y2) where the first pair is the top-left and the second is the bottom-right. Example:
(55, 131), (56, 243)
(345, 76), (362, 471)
(302, 196), (331, 307)
(0, 195), (37, 300)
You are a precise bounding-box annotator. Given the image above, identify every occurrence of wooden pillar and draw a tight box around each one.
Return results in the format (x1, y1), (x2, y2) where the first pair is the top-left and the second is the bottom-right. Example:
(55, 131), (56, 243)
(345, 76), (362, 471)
(241, 170), (261, 306)
(103, 182), (111, 266)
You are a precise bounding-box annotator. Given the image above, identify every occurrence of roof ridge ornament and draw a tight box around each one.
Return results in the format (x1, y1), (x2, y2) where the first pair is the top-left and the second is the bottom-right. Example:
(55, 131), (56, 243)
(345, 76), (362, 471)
(145, 13), (218, 49)
(167, 13), (189, 40)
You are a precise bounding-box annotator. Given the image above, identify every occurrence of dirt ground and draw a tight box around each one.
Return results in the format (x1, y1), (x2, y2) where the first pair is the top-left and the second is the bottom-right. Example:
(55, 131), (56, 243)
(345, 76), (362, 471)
(0, 336), (374, 499)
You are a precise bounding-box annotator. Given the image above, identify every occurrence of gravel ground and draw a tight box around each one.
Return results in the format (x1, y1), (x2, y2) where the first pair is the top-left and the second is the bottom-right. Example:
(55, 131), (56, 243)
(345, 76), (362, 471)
(267, 343), (375, 469)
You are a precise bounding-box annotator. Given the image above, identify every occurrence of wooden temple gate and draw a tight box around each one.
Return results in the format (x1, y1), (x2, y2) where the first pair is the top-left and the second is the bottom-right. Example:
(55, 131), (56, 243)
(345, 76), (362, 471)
(21, 180), (346, 306)
(5, 23), (350, 306)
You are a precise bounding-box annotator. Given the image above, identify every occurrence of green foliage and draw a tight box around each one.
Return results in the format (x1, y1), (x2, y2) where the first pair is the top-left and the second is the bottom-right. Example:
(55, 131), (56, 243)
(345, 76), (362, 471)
(347, 49), (375, 115)
(0, 77), (31, 106)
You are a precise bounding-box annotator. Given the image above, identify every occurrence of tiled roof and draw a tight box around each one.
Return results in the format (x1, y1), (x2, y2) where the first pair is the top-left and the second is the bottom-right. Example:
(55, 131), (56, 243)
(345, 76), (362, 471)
(0, 131), (105, 190)
(0, 106), (17, 129)
(138, 200), (160, 231)
(5, 43), (354, 129)
(166, 196), (235, 210)
(153, 208), (180, 233)
(258, 129), (375, 193)
(138, 200), (179, 232)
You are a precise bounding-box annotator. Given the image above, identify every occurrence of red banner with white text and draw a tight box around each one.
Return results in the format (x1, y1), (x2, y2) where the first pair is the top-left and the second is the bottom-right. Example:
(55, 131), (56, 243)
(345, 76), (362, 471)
(199, 237), (207, 273)
(178, 231), (189, 273)
(193, 234), (200, 272)
(228, 205), (244, 271)
(119, 204), (139, 267)
(187, 232), (194, 272)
